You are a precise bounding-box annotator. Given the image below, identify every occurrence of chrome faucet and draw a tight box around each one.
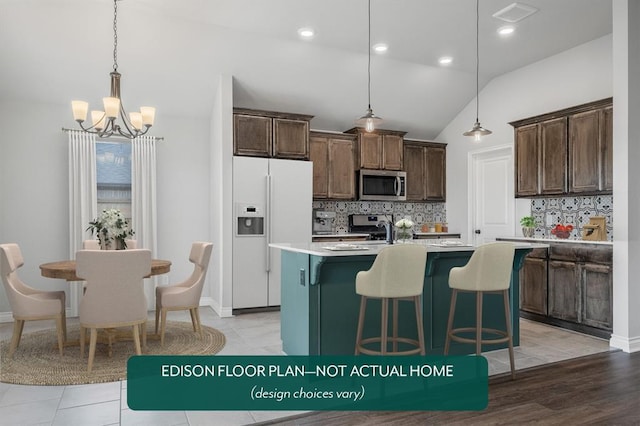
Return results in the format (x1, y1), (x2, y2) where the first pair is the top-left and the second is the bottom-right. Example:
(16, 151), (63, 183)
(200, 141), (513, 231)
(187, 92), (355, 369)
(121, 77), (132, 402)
(377, 220), (394, 244)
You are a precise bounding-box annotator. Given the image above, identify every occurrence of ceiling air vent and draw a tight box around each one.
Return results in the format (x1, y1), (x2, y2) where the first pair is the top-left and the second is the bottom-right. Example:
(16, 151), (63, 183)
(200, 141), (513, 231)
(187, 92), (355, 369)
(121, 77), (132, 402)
(492, 2), (538, 23)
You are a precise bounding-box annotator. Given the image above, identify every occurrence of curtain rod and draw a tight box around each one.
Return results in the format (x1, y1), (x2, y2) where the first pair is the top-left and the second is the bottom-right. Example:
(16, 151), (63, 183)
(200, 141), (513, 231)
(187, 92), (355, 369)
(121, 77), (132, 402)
(61, 127), (165, 141)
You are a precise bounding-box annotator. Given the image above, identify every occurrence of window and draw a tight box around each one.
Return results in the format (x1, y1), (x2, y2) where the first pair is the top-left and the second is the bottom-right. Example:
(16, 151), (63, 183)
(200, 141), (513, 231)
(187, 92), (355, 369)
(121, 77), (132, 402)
(96, 141), (132, 220)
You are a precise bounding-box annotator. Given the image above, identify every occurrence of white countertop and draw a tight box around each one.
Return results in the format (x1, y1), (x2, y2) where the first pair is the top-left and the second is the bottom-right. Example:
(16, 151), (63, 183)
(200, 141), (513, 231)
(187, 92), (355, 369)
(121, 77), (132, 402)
(311, 233), (370, 238)
(497, 236), (613, 246)
(270, 240), (548, 257)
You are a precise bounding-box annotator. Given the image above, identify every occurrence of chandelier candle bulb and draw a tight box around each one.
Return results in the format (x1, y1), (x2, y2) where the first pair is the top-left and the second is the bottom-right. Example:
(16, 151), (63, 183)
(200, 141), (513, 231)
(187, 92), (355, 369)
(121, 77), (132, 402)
(103, 97), (120, 118)
(72, 101), (88, 122)
(91, 111), (106, 130)
(130, 112), (143, 130)
(140, 107), (156, 126)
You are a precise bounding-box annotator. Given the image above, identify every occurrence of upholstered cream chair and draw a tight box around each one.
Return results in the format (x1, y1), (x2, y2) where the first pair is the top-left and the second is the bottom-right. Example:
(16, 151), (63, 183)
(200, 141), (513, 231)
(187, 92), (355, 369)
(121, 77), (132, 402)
(444, 242), (517, 379)
(0, 243), (67, 358)
(76, 249), (151, 372)
(155, 242), (213, 346)
(83, 239), (137, 249)
(354, 244), (427, 355)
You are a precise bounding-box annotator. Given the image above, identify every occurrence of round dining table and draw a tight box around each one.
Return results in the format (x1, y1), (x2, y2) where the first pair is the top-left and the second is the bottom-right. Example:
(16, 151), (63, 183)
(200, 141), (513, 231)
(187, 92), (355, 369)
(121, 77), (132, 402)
(40, 259), (171, 281)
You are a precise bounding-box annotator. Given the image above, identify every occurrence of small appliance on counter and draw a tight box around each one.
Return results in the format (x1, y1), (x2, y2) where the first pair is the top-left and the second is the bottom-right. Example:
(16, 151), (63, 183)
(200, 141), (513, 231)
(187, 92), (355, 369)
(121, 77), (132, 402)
(582, 216), (607, 241)
(348, 213), (394, 240)
(312, 210), (336, 235)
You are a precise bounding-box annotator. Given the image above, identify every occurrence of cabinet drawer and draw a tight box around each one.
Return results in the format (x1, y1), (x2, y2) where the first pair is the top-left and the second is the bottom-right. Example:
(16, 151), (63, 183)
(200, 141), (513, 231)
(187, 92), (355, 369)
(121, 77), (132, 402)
(549, 244), (612, 264)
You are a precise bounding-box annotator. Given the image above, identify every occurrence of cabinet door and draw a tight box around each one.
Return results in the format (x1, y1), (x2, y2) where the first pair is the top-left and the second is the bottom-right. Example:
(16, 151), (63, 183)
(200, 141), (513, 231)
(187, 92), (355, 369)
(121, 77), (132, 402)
(581, 263), (612, 330)
(309, 137), (329, 199)
(539, 118), (568, 195)
(273, 118), (309, 159)
(328, 139), (355, 199)
(520, 257), (548, 315)
(601, 106), (613, 191)
(234, 114), (272, 157)
(425, 145), (446, 201)
(515, 124), (539, 196)
(403, 144), (425, 201)
(548, 260), (580, 322)
(569, 110), (600, 193)
(359, 133), (382, 169)
(382, 135), (403, 170)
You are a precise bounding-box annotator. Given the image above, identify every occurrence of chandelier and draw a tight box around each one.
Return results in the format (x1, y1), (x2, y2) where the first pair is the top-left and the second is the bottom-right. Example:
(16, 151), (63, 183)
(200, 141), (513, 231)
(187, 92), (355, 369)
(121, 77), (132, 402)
(355, 0), (382, 132)
(71, 0), (155, 139)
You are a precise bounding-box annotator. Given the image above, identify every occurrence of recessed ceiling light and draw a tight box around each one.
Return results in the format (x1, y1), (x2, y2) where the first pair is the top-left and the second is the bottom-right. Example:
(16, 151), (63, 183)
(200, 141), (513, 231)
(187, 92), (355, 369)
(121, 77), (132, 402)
(297, 27), (315, 39)
(372, 43), (388, 53)
(438, 56), (453, 65)
(498, 26), (515, 36)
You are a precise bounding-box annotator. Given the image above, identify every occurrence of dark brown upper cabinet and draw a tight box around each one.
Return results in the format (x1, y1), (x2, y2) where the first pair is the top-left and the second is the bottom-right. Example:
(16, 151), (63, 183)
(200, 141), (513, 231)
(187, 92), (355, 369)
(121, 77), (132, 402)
(309, 131), (356, 200)
(511, 98), (612, 198)
(233, 108), (313, 160)
(403, 140), (446, 202)
(344, 127), (406, 171)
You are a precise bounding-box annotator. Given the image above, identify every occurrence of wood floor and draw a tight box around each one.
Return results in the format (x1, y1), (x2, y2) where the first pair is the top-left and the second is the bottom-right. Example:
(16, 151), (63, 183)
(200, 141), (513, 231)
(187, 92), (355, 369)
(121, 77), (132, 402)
(260, 351), (640, 425)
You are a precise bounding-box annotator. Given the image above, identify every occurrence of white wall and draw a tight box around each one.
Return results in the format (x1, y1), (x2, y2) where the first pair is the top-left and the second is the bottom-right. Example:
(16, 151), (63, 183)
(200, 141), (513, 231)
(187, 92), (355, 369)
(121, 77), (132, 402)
(437, 34), (613, 241)
(0, 100), (211, 319)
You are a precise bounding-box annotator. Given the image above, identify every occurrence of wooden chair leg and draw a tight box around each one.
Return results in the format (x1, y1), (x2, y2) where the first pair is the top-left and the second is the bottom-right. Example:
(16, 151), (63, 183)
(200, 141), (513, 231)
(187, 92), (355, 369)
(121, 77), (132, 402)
(132, 324), (142, 355)
(354, 296), (367, 355)
(8, 319), (24, 358)
(189, 308), (198, 332)
(160, 308), (168, 346)
(476, 291), (483, 355)
(194, 307), (203, 339)
(142, 322), (147, 350)
(444, 290), (457, 355)
(414, 295), (426, 355)
(80, 326), (86, 357)
(155, 302), (160, 334)
(55, 316), (64, 356)
(88, 328), (97, 373)
(381, 298), (389, 355)
(503, 289), (516, 379)
(62, 308), (67, 341)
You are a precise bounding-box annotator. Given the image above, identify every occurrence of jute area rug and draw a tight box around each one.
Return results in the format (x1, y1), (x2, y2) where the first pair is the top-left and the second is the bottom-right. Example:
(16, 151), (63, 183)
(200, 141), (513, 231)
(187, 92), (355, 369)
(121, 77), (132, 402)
(0, 321), (226, 386)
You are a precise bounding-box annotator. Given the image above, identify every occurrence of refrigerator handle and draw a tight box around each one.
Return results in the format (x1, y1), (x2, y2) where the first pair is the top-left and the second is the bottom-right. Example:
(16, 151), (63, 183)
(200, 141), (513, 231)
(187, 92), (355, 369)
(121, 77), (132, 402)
(266, 174), (272, 272)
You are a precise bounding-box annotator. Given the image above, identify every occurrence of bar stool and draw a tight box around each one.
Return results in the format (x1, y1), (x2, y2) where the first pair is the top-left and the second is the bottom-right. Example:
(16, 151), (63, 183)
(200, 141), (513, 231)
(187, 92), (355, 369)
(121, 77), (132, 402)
(444, 242), (516, 378)
(354, 244), (427, 355)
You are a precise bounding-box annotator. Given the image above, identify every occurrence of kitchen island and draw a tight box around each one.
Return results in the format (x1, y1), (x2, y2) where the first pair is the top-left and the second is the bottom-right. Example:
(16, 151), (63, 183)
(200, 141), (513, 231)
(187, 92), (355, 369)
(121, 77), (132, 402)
(270, 240), (546, 356)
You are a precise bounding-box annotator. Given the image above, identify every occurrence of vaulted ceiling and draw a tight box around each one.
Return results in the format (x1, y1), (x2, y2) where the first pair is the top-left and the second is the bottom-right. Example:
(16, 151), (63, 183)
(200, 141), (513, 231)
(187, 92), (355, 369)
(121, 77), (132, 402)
(0, 0), (612, 139)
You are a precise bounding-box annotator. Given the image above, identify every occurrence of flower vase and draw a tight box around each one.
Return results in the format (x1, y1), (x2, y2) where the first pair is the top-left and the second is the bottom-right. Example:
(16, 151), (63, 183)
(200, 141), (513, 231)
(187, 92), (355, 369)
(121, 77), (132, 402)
(396, 228), (413, 244)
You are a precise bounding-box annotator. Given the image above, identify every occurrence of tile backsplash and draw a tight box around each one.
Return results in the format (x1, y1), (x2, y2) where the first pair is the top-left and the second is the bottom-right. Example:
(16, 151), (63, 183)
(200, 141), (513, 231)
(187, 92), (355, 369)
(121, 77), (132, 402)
(312, 201), (446, 233)
(530, 195), (613, 241)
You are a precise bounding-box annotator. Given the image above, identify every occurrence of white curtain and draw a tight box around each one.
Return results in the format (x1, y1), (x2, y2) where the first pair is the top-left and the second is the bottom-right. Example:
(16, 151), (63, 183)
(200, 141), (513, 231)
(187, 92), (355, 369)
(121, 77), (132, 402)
(132, 135), (161, 303)
(68, 130), (97, 315)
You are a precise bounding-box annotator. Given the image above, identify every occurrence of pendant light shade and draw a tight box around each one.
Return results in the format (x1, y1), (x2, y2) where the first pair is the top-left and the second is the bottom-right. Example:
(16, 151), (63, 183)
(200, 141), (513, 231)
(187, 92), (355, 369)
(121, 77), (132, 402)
(464, 0), (491, 142)
(355, 0), (382, 132)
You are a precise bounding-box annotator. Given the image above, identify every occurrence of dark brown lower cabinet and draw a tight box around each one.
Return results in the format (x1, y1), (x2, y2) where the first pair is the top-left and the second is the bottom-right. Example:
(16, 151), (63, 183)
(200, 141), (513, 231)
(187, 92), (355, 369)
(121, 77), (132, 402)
(548, 260), (580, 323)
(520, 250), (548, 315)
(581, 262), (613, 329)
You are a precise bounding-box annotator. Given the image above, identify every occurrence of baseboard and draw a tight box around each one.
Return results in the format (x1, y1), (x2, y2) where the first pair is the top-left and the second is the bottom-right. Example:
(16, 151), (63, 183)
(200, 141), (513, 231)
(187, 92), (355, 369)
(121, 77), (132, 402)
(0, 311), (13, 324)
(609, 334), (640, 353)
(200, 297), (233, 318)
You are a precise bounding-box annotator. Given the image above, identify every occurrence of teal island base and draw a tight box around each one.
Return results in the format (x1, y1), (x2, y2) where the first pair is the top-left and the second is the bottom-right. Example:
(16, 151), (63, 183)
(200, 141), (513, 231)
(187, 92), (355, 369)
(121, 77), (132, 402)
(277, 246), (532, 356)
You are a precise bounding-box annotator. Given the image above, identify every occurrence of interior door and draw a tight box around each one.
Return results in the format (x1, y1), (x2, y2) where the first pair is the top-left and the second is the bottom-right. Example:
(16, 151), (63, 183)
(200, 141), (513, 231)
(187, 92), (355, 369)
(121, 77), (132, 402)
(470, 146), (515, 245)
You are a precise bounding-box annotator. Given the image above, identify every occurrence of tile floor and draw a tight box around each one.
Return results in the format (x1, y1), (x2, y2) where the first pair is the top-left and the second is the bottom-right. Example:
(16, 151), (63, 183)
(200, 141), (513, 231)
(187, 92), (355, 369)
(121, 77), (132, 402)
(0, 308), (611, 426)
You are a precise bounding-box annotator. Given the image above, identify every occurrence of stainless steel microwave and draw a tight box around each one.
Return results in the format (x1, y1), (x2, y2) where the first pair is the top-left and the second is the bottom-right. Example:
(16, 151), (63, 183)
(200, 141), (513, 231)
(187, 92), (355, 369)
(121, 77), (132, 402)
(358, 169), (407, 201)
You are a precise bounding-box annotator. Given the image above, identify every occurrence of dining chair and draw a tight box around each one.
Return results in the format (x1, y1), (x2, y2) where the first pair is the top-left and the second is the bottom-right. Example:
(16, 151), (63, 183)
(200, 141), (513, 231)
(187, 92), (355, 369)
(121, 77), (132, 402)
(354, 244), (427, 355)
(155, 242), (213, 346)
(75, 249), (151, 372)
(0, 243), (67, 358)
(444, 242), (517, 379)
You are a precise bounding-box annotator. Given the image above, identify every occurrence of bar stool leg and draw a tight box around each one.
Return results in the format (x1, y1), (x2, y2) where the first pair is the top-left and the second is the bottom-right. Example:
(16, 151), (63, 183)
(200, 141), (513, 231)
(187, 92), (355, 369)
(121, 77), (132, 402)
(503, 289), (516, 379)
(444, 289), (458, 355)
(355, 296), (367, 355)
(476, 291), (483, 355)
(381, 298), (389, 355)
(414, 295), (426, 355)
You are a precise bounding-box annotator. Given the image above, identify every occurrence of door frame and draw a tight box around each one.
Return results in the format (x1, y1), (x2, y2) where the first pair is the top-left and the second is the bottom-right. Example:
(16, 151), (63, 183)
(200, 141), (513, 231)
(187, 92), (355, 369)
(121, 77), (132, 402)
(467, 144), (516, 244)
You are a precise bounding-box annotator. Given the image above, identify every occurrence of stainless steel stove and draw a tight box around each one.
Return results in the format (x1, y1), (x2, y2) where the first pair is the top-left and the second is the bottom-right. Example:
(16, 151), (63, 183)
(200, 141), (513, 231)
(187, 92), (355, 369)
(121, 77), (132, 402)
(348, 214), (394, 240)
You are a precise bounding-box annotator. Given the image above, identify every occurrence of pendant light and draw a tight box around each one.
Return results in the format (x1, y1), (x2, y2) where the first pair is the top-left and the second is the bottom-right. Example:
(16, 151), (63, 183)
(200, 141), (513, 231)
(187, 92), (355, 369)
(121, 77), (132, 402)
(463, 0), (492, 142)
(71, 0), (156, 139)
(355, 0), (382, 132)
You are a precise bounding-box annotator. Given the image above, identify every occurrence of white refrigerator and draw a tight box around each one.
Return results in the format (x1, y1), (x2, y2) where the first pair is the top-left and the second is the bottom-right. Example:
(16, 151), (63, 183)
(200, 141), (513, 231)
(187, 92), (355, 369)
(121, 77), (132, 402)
(232, 156), (312, 309)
